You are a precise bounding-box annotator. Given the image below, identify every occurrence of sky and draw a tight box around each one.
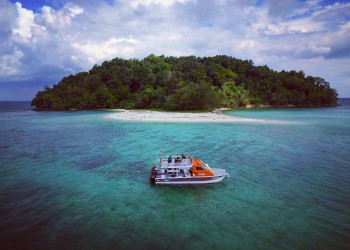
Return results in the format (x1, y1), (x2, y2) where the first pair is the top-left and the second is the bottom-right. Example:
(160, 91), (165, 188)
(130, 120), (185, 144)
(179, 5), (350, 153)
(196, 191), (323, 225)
(0, 0), (349, 100)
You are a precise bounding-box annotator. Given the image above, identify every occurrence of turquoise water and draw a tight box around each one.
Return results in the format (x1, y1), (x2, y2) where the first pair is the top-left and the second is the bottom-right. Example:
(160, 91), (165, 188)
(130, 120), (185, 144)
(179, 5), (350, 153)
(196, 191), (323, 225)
(1, 101), (349, 249)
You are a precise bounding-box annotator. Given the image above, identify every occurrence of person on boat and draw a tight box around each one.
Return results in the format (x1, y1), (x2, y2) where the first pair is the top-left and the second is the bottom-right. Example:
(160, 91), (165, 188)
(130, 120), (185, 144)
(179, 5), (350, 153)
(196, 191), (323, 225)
(181, 154), (186, 159)
(151, 164), (157, 174)
(174, 157), (180, 165)
(167, 156), (172, 165)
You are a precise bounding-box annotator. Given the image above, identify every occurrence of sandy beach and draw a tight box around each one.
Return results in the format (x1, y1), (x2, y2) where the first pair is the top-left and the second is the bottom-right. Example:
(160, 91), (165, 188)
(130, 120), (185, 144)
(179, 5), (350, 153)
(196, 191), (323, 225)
(105, 109), (290, 124)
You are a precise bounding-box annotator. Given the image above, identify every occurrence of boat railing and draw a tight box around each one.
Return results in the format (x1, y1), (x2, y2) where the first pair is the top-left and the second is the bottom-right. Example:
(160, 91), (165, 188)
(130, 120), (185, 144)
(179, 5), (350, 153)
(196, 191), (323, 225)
(158, 157), (192, 168)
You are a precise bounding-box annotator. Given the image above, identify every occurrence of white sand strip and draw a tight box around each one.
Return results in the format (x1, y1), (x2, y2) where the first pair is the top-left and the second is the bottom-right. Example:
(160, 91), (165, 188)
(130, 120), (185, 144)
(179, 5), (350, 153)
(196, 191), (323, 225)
(105, 109), (294, 124)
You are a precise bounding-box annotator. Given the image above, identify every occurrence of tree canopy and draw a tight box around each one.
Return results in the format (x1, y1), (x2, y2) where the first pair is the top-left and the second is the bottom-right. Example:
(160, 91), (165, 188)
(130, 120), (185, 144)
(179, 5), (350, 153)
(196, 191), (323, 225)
(31, 55), (338, 111)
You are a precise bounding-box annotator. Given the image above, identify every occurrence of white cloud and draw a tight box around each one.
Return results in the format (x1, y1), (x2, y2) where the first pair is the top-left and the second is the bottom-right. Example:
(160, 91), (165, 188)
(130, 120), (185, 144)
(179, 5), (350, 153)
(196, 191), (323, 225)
(72, 37), (141, 64)
(0, 49), (24, 76)
(66, 3), (84, 17)
(12, 2), (36, 41)
(129, 0), (192, 8)
(0, 0), (349, 99)
(266, 18), (324, 34)
(36, 3), (84, 30)
(237, 39), (258, 50)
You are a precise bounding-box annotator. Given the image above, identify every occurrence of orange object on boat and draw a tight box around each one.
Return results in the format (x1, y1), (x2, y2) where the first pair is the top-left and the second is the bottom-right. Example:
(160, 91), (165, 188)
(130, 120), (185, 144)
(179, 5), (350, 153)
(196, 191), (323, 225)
(191, 159), (214, 177)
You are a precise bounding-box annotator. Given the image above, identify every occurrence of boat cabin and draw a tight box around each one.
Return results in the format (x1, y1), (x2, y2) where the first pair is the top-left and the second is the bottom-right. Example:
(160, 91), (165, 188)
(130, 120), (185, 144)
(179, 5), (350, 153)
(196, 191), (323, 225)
(191, 158), (214, 177)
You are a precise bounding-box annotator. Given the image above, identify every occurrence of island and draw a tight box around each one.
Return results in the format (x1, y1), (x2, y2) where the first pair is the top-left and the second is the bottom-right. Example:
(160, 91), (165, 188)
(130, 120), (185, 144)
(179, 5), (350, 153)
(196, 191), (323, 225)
(31, 55), (338, 111)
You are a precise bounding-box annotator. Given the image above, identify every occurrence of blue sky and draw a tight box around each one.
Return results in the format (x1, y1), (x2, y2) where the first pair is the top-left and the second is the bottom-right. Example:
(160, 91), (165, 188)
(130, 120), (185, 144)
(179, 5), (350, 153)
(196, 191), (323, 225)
(1, 0), (349, 100)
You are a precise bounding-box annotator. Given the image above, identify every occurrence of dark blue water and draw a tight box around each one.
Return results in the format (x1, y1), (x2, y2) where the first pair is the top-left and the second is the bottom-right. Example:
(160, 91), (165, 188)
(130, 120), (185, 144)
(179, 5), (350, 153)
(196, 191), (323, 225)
(338, 98), (350, 107)
(0, 101), (33, 111)
(0, 100), (349, 249)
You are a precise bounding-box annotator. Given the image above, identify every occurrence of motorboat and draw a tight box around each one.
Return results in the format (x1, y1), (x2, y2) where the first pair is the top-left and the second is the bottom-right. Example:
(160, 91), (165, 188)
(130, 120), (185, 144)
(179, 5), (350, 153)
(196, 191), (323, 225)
(150, 155), (229, 185)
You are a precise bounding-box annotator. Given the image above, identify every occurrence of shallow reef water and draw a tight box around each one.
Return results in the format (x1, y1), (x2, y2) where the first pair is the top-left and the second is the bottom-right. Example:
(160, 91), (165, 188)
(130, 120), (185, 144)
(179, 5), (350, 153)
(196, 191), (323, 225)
(0, 101), (349, 249)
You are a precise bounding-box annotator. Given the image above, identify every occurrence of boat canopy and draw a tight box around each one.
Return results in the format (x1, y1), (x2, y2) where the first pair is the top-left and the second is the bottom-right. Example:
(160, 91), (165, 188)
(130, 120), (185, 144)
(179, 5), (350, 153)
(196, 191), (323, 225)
(191, 159), (214, 177)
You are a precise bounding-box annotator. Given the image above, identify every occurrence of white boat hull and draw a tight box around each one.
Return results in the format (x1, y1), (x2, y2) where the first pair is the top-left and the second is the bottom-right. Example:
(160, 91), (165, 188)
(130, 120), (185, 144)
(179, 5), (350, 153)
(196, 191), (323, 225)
(154, 174), (227, 185)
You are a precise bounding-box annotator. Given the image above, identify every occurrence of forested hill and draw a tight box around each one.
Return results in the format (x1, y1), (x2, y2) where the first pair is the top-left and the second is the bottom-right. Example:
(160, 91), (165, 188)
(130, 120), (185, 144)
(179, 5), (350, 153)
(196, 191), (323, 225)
(31, 55), (338, 111)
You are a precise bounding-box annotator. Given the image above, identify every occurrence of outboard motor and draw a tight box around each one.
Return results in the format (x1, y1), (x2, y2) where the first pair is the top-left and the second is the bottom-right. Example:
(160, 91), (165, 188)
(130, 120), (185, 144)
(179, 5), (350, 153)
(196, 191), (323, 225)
(150, 174), (156, 184)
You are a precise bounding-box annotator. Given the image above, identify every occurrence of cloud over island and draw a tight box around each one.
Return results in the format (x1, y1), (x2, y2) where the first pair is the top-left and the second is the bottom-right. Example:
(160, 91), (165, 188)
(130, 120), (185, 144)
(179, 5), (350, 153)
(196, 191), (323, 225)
(1, 0), (349, 100)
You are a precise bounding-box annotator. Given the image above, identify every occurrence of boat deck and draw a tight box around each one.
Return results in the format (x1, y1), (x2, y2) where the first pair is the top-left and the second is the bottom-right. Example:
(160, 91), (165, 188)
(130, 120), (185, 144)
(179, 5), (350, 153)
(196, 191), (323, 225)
(158, 157), (192, 168)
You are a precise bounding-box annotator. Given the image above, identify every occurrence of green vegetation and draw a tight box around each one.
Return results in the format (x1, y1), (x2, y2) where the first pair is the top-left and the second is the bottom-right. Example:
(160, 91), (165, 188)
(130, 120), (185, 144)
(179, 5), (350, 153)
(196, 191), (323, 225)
(31, 55), (338, 110)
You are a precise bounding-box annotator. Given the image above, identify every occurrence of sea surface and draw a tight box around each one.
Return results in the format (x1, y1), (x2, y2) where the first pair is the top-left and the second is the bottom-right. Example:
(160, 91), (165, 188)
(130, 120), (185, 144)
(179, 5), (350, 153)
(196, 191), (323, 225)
(0, 100), (349, 249)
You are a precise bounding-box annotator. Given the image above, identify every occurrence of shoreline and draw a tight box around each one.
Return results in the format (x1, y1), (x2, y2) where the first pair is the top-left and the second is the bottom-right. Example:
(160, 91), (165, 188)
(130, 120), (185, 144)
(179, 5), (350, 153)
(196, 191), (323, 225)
(31, 102), (338, 112)
(105, 109), (293, 124)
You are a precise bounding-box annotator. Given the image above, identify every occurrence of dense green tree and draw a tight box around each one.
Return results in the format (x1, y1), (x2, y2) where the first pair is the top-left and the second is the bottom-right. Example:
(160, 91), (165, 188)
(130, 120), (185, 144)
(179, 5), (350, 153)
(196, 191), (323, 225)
(221, 81), (249, 107)
(31, 55), (338, 111)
